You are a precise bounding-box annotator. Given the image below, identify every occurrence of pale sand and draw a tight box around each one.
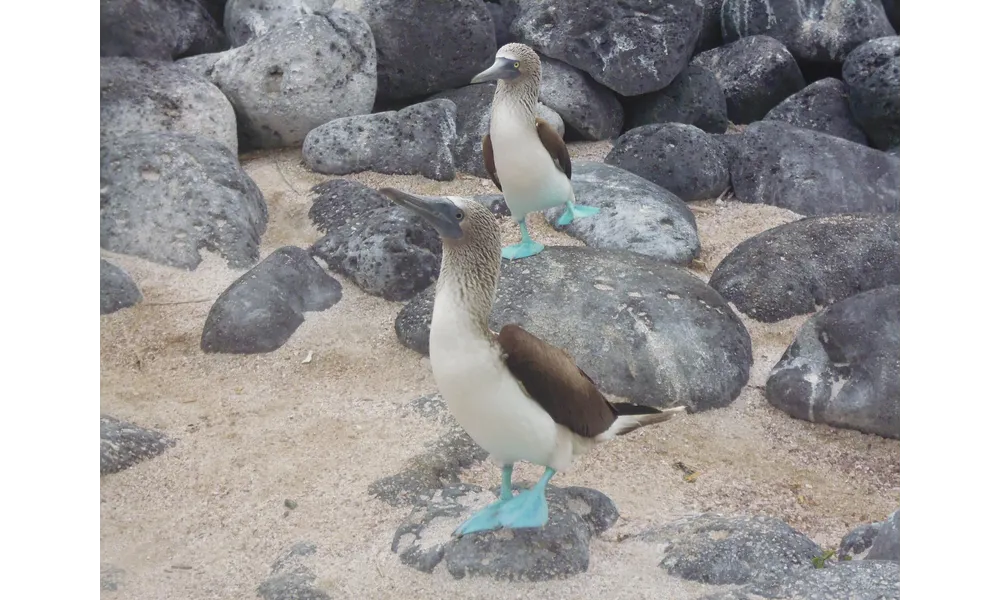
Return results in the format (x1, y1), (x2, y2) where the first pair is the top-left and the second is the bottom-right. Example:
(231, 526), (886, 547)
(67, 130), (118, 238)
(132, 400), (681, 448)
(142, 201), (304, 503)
(100, 142), (899, 599)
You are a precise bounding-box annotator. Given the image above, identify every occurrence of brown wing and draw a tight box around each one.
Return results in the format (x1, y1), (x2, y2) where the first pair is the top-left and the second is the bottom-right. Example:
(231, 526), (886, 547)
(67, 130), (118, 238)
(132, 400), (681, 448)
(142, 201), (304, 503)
(497, 324), (615, 438)
(535, 118), (571, 180)
(482, 134), (503, 191)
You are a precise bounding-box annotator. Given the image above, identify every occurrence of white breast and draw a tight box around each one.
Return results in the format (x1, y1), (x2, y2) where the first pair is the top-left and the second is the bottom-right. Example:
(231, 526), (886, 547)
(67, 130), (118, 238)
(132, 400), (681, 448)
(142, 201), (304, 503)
(428, 291), (568, 468)
(490, 108), (573, 220)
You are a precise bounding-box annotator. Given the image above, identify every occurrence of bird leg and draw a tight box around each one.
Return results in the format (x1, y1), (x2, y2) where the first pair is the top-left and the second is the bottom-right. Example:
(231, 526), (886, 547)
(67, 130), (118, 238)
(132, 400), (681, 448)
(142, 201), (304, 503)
(497, 466), (556, 529)
(555, 201), (601, 226)
(453, 464), (515, 536)
(501, 219), (544, 260)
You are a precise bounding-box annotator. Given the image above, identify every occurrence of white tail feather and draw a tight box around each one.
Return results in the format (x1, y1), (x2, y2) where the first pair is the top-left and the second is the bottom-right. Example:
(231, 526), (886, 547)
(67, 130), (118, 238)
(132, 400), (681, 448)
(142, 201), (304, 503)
(601, 406), (688, 439)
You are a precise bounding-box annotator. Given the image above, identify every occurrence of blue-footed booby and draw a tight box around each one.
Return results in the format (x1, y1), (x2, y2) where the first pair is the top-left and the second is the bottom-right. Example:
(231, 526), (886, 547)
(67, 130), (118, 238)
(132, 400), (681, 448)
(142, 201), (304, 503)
(379, 187), (687, 536)
(471, 43), (601, 261)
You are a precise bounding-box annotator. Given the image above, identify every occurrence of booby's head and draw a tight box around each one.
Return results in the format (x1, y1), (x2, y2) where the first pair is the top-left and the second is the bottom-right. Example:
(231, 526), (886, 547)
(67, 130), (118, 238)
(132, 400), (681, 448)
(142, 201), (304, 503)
(380, 188), (502, 323)
(470, 43), (541, 86)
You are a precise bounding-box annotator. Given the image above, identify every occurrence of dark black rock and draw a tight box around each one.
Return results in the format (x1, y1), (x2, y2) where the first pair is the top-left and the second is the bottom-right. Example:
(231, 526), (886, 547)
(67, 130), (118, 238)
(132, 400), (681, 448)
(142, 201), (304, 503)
(181, 12), (377, 151)
(730, 121), (900, 215)
(703, 560), (900, 600)
(391, 482), (618, 580)
(867, 510), (899, 562)
(766, 286), (900, 438)
(764, 78), (868, 145)
(839, 521), (883, 561)
(340, 0), (496, 102)
(428, 83), (562, 179)
(100, 57), (239, 155)
(100, 0), (227, 61)
(709, 214), (899, 322)
(538, 57), (624, 140)
(101, 415), (175, 475)
(258, 542), (331, 600)
(100, 132), (268, 270)
(842, 36), (900, 151)
(692, 35), (805, 123)
(302, 99), (458, 180)
(696, 0), (725, 52)
(369, 394), (488, 507)
(623, 64), (729, 134)
(542, 162), (700, 264)
(511, 0), (704, 96)
(605, 124), (730, 202)
(201, 247), (342, 354)
(100, 260), (143, 315)
(645, 514), (822, 585)
(311, 207), (442, 302)
(720, 0), (895, 68)
(395, 247), (752, 412)
(307, 179), (391, 234)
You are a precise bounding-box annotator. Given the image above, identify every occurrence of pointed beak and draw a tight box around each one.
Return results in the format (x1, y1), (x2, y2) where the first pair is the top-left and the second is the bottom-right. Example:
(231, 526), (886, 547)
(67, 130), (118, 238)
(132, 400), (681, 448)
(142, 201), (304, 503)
(471, 57), (520, 84)
(379, 188), (464, 240)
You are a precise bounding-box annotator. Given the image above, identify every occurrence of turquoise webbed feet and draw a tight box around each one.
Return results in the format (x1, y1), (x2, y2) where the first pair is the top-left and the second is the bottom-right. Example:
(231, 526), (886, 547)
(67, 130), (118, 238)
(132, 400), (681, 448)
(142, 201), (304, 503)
(555, 202), (600, 226)
(502, 219), (544, 260)
(497, 467), (556, 530)
(454, 465), (515, 536)
(501, 240), (544, 260)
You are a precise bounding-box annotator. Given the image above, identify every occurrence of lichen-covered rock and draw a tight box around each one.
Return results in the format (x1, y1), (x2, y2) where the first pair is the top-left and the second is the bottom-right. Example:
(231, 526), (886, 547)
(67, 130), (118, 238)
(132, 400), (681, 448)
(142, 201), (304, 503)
(101, 415), (175, 475)
(764, 78), (868, 145)
(842, 36), (900, 151)
(101, 0), (227, 60)
(100, 260), (143, 315)
(538, 56), (623, 140)
(100, 132), (268, 270)
(302, 100), (457, 180)
(623, 64), (729, 134)
(100, 57), (239, 155)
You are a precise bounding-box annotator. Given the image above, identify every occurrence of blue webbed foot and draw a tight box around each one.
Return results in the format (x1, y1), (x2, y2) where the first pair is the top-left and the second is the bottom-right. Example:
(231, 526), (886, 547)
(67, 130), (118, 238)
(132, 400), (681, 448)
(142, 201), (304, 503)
(497, 487), (549, 529)
(454, 498), (510, 536)
(501, 240), (544, 260)
(555, 203), (601, 226)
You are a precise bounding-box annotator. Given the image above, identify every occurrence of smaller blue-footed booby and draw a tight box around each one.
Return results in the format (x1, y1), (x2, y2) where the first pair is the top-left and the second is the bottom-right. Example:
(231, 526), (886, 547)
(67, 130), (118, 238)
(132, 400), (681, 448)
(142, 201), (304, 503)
(471, 43), (600, 261)
(379, 187), (687, 536)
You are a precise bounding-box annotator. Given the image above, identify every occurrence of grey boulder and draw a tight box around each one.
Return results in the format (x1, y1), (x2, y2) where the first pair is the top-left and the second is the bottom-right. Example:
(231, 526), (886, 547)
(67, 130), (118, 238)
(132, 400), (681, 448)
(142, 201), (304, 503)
(101, 415), (175, 475)
(182, 12), (377, 151)
(702, 560), (900, 600)
(538, 57), (623, 140)
(543, 162), (701, 265)
(838, 520), (883, 561)
(201, 246), (343, 353)
(224, 0), (336, 46)
(843, 36), (901, 151)
(428, 83), (562, 179)
(709, 213), (899, 322)
(720, 0), (895, 67)
(395, 246), (752, 412)
(100, 260), (143, 315)
(302, 99), (458, 180)
(730, 121), (900, 215)
(335, 0), (496, 102)
(764, 78), (868, 145)
(867, 510), (899, 562)
(100, 57), (239, 155)
(645, 513), (821, 586)
(392, 482), (618, 580)
(623, 64), (729, 134)
(766, 286), (900, 438)
(692, 35), (805, 124)
(100, 132), (268, 270)
(100, 0), (227, 61)
(605, 123), (730, 202)
(257, 542), (331, 600)
(512, 0), (704, 96)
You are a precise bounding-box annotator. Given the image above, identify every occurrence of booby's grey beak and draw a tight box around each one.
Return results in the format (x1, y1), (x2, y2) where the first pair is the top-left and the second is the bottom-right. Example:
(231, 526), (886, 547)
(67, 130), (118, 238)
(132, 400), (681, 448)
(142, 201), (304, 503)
(471, 57), (520, 84)
(379, 188), (464, 240)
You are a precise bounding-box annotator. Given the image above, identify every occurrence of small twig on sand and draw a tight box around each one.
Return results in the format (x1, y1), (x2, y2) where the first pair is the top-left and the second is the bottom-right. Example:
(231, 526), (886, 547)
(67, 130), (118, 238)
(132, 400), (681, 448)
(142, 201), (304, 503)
(143, 298), (213, 306)
(273, 155), (302, 195)
(688, 205), (712, 214)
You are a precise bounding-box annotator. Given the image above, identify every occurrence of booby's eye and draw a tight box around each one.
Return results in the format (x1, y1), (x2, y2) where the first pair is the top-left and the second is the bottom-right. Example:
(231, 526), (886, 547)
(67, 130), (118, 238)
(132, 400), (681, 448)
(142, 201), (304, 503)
(513, 61), (520, 69)
(455, 210), (465, 221)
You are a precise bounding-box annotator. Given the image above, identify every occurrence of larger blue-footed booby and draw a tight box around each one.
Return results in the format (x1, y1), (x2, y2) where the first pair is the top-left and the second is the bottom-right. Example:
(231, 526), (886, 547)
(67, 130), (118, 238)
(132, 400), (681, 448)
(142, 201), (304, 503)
(471, 43), (601, 261)
(379, 187), (687, 536)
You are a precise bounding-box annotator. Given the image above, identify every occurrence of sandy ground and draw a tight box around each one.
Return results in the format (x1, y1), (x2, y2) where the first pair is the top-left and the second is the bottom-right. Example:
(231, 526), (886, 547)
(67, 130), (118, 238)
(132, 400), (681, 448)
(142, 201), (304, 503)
(100, 142), (900, 599)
